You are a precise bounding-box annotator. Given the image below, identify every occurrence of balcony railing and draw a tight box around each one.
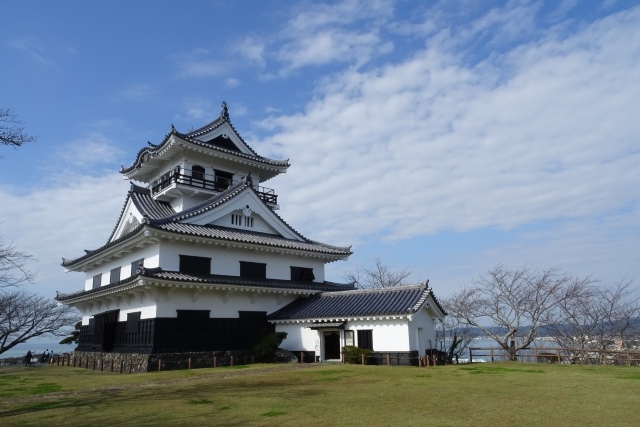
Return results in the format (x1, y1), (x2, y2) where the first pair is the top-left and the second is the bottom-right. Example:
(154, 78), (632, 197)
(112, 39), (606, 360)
(150, 168), (277, 205)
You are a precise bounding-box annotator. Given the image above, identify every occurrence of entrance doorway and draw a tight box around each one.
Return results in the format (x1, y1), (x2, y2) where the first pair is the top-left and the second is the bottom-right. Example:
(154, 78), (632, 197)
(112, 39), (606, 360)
(324, 331), (341, 360)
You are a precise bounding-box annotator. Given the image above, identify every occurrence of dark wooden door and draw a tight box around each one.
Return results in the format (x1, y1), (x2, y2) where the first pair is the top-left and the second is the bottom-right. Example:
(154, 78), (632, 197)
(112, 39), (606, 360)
(324, 331), (341, 359)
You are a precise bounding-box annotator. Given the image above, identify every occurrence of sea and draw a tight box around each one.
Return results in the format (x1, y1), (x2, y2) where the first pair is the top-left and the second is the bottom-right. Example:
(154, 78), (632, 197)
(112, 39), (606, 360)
(1, 342), (70, 360)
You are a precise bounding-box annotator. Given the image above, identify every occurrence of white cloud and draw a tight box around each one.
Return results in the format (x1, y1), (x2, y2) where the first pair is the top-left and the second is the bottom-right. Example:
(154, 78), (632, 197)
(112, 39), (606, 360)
(260, 5), (640, 251)
(0, 174), (130, 297)
(49, 133), (126, 177)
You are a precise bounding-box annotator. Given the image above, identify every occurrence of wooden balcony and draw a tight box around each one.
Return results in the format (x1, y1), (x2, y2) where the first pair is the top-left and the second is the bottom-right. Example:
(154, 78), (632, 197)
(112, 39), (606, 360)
(150, 168), (278, 206)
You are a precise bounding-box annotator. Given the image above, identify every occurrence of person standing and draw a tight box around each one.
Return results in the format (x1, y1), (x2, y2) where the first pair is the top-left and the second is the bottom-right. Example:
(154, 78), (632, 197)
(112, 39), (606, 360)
(25, 350), (33, 366)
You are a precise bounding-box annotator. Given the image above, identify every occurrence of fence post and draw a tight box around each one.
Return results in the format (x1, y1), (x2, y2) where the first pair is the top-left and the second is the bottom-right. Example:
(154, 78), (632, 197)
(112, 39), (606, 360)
(362, 353), (365, 365)
(557, 350), (561, 364)
(627, 351), (631, 367)
(491, 348), (494, 363)
(469, 349), (473, 364)
(158, 359), (161, 372)
(387, 354), (390, 366)
(213, 356), (217, 368)
(129, 362), (133, 374)
(100, 358), (104, 371)
(188, 357), (191, 370)
(300, 352), (304, 364)
(231, 355), (234, 367)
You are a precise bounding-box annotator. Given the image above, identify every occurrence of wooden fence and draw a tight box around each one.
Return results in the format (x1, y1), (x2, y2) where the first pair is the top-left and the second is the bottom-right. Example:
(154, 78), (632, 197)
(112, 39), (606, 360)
(468, 347), (640, 366)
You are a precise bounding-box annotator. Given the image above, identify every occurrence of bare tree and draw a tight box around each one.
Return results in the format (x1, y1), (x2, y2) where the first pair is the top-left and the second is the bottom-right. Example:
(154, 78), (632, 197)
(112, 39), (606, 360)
(447, 265), (595, 360)
(0, 289), (80, 355)
(0, 108), (37, 152)
(550, 280), (639, 352)
(344, 257), (413, 289)
(436, 296), (479, 363)
(0, 237), (36, 288)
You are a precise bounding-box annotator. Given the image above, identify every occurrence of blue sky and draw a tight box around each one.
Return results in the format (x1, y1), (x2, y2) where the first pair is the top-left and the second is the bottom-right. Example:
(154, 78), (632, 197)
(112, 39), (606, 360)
(1, 0), (639, 300)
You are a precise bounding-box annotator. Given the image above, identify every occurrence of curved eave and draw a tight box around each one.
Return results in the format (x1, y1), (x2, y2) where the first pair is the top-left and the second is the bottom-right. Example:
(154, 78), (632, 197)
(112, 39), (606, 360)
(62, 223), (351, 272)
(145, 227), (352, 262)
(55, 275), (330, 305)
(61, 227), (152, 272)
(121, 134), (289, 183)
(270, 314), (415, 324)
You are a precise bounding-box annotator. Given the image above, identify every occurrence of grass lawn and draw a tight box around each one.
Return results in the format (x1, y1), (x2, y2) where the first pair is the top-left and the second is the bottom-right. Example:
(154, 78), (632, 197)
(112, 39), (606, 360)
(1, 362), (638, 426)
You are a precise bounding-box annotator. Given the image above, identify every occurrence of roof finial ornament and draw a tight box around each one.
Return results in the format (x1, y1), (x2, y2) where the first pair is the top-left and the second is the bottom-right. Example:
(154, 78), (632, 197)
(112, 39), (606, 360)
(221, 101), (229, 120)
(171, 124), (176, 133)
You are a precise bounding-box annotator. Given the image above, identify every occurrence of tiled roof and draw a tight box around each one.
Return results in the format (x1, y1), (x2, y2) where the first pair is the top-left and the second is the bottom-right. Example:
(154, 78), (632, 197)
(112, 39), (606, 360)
(63, 178), (351, 268)
(268, 283), (445, 320)
(153, 223), (352, 255)
(55, 268), (353, 302)
(120, 103), (289, 175)
(106, 183), (175, 242)
(130, 184), (175, 220)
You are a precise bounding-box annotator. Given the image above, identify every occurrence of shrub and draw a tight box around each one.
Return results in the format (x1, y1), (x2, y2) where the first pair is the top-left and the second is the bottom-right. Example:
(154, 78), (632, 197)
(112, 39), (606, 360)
(341, 346), (372, 364)
(253, 332), (288, 362)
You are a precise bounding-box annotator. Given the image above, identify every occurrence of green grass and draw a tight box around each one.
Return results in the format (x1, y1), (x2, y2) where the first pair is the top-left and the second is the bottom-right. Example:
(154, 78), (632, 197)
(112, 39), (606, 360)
(0, 362), (638, 426)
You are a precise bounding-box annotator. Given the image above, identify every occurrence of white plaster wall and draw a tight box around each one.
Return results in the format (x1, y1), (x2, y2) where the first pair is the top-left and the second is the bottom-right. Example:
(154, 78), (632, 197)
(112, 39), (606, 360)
(276, 323), (319, 352)
(346, 320), (411, 352)
(154, 288), (298, 318)
(82, 244), (160, 291)
(78, 299), (157, 325)
(158, 241), (326, 282)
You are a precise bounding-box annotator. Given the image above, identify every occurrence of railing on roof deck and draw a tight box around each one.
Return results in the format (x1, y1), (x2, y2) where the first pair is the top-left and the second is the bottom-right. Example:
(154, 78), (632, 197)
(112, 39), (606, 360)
(150, 168), (278, 205)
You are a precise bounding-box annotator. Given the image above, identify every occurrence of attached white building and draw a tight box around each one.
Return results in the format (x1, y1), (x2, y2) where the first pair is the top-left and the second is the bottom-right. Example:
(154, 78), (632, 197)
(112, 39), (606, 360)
(56, 102), (445, 368)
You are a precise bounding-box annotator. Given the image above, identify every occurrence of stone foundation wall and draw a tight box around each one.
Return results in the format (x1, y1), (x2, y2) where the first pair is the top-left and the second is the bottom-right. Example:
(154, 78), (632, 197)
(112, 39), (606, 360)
(68, 350), (254, 372)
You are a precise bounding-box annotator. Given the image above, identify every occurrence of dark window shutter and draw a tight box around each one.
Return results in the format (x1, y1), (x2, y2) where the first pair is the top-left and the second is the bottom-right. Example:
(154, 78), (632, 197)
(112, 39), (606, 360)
(131, 258), (144, 275)
(357, 330), (373, 350)
(92, 274), (101, 289)
(291, 266), (315, 281)
(110, 267), (121, 283)
(240, 261), (266, 279)
(126, 312), (141, 333)
(179, 255), (211, 275)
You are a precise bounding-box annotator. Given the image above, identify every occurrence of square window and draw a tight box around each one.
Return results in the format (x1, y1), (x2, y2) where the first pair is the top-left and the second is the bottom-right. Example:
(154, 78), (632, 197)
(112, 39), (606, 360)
(92, 274), (102, 289)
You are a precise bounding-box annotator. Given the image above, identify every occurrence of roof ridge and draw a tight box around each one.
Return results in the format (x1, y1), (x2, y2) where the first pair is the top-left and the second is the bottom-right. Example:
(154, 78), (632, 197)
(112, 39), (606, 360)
(322, 283), (427, 296)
